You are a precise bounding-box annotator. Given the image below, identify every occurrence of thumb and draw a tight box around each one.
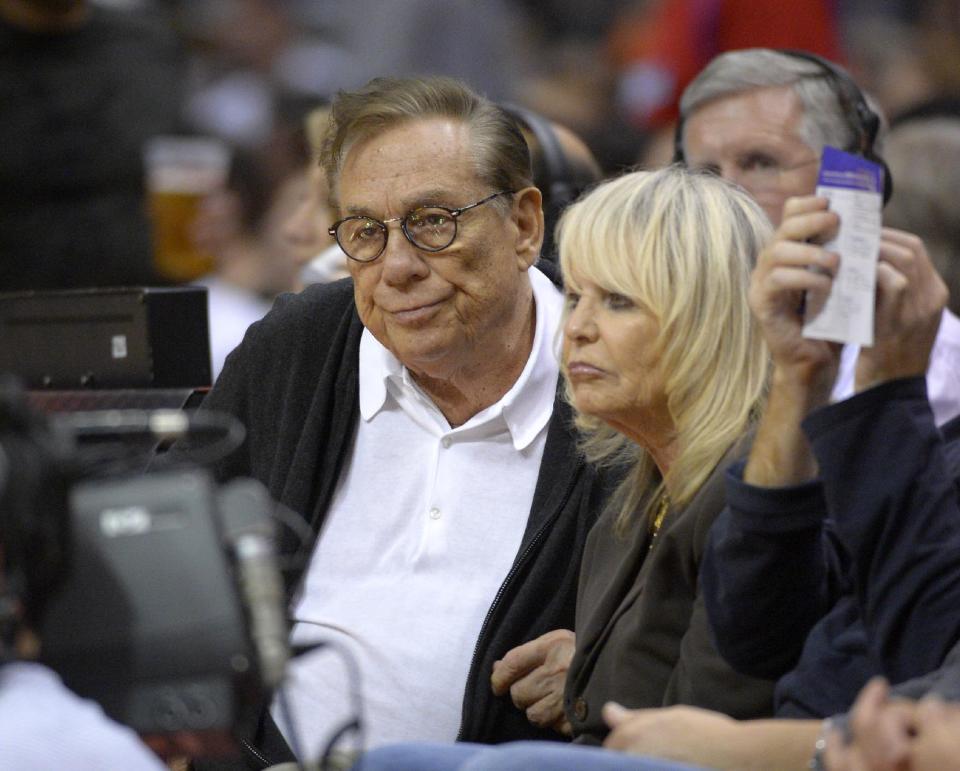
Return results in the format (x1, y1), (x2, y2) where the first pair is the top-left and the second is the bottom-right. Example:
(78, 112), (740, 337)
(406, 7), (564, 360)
(916, 694), (948, 722)
(603, 701), (631, 728)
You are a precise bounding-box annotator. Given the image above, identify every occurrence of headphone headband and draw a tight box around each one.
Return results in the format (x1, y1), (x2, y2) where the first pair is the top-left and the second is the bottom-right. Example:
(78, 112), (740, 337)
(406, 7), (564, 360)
(503, 104), (581, 263)
(503, 104), (578, 214)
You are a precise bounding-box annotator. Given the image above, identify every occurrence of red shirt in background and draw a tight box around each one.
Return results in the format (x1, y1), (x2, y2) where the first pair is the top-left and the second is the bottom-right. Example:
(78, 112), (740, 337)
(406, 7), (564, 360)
(610, 0), (843, 128)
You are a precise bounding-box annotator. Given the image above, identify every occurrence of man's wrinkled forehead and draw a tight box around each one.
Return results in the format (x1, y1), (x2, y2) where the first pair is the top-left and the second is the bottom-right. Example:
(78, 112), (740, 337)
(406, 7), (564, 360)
(682, 85), (813, 155)
(331, 117), (484, 210)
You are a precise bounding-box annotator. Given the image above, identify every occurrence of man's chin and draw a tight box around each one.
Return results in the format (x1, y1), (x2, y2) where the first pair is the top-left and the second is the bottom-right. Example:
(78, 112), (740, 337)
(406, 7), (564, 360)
(389, 331), (463, 373)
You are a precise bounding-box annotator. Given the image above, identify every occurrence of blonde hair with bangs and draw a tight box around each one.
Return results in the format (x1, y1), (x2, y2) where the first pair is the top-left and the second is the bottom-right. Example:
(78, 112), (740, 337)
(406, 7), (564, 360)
(557, 165), (772, 533)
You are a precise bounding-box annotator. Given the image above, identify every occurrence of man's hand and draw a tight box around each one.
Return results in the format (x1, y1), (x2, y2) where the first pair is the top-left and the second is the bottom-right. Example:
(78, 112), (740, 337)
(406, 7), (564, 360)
(854, 229), (948, 392)
(824, 681), (960, 771)
(743, 195), (845, 488)
(824, 678), (916, 771)
(749, 195), (843, 396)
(490, 629), (575, 735)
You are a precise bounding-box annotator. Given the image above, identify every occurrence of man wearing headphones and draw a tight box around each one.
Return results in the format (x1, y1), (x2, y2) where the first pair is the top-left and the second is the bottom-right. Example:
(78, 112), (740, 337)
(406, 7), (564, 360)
(674, 48), (960, 426)
(0, 382), (164, 770)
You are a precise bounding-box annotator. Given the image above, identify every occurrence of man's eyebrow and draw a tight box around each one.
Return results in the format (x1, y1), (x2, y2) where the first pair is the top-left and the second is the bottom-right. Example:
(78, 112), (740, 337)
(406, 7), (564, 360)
(404, 189), (456, 208)
(343, 205), (375, 217)
(342, 190), (461, 218)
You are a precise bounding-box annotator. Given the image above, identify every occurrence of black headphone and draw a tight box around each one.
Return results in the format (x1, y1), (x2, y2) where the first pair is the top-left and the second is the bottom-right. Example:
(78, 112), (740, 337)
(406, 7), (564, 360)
(504, 104), (581, 262)
(0, 377), (74, 658)
(505, 104), (579, 216)
(672, 49), (893, 203)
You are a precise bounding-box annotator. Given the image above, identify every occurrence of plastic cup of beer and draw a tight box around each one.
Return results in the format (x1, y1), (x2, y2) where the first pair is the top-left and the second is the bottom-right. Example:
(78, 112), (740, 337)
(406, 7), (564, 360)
(144, 136), (231, 282)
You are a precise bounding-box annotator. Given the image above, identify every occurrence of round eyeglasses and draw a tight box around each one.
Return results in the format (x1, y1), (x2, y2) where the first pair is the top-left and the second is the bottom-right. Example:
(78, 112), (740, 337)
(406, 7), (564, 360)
(329, 190), (514, 263)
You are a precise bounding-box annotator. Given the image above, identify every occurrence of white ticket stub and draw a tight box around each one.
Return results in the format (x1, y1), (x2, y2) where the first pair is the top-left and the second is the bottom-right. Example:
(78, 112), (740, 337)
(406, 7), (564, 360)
(802, 147), (884, 346)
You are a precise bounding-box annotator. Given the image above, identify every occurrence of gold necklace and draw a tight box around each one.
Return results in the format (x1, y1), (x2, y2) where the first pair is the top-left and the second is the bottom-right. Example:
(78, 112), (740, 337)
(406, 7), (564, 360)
(649, 491), (670, 550)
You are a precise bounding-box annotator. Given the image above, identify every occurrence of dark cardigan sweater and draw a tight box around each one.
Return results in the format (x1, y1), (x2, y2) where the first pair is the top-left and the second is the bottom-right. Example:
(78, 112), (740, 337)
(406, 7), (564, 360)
(565, 438), (776, 744)
(194, 267), (608, 768)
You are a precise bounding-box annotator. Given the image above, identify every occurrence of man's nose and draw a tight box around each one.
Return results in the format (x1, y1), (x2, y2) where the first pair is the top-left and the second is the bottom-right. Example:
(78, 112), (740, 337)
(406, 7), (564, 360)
(379, 222), (430, 285)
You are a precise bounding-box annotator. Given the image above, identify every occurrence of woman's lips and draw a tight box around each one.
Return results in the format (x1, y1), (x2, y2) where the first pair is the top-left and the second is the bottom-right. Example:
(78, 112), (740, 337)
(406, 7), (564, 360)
(566, 361), (607, 378)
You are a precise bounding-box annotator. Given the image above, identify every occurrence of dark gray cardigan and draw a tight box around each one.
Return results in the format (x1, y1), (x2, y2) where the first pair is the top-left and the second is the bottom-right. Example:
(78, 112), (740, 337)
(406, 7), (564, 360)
(565, 438), (776, 744)
(195, 267), (608, 767)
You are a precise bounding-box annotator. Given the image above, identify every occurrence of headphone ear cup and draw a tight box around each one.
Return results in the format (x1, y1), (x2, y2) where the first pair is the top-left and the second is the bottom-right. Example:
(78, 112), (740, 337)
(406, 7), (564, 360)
(503, 104), (579, 263)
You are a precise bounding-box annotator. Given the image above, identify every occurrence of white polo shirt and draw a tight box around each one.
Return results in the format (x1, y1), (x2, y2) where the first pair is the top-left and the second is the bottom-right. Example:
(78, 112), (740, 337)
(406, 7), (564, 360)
(274, 266), (563, 758)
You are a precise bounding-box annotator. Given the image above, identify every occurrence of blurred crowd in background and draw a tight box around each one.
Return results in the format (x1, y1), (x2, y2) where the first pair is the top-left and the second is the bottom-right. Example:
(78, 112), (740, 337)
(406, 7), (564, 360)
(3, 0), (960, 374)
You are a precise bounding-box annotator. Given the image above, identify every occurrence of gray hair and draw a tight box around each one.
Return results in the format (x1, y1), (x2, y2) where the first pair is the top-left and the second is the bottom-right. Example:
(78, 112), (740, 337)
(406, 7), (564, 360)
(320, 76), (532, 212)
(679, 49), (862, 154)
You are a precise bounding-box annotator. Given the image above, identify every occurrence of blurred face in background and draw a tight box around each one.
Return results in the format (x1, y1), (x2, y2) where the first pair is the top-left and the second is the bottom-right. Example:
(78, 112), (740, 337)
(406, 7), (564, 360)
(256, 170), (316, 294)
(280, 162), (336, 278)
(681, 86), (821, 225)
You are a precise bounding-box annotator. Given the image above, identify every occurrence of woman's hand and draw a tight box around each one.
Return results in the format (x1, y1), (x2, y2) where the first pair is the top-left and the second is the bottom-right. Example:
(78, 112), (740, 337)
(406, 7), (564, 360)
(603, 703), (823, 771)
(602, 703), (739, 767)
(824, 678), (916, 771)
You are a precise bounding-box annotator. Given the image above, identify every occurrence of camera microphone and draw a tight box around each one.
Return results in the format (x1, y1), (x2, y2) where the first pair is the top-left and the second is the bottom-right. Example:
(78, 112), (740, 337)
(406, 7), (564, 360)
(218, 479), (290, 691)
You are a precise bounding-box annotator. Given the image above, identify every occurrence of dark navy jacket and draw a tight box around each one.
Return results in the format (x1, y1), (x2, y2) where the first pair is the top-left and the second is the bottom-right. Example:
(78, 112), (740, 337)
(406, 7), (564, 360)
(702, 377), (960, 718)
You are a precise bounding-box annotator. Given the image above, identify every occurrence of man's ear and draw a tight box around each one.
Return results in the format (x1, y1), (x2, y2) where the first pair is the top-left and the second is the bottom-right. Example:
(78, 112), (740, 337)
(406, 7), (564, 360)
(512, 186), (544, 270)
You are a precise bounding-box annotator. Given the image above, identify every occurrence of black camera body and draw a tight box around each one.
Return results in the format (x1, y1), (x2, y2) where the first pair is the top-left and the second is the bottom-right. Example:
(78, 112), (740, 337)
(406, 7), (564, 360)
(40, 469), (259, 754)
(0, 379), (283, 759)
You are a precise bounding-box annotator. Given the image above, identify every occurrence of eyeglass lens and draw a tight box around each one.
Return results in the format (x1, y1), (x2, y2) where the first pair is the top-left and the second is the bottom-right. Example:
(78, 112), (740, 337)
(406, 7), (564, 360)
(336, 208), (457, 261)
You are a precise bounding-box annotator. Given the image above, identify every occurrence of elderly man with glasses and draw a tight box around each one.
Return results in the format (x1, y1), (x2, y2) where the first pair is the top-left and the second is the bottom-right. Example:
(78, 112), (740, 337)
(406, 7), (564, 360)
(191, 76), (606, 770)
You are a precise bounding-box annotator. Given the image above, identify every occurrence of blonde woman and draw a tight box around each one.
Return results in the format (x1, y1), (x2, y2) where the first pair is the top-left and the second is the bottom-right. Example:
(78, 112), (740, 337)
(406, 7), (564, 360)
(554, 164), (775, 741)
